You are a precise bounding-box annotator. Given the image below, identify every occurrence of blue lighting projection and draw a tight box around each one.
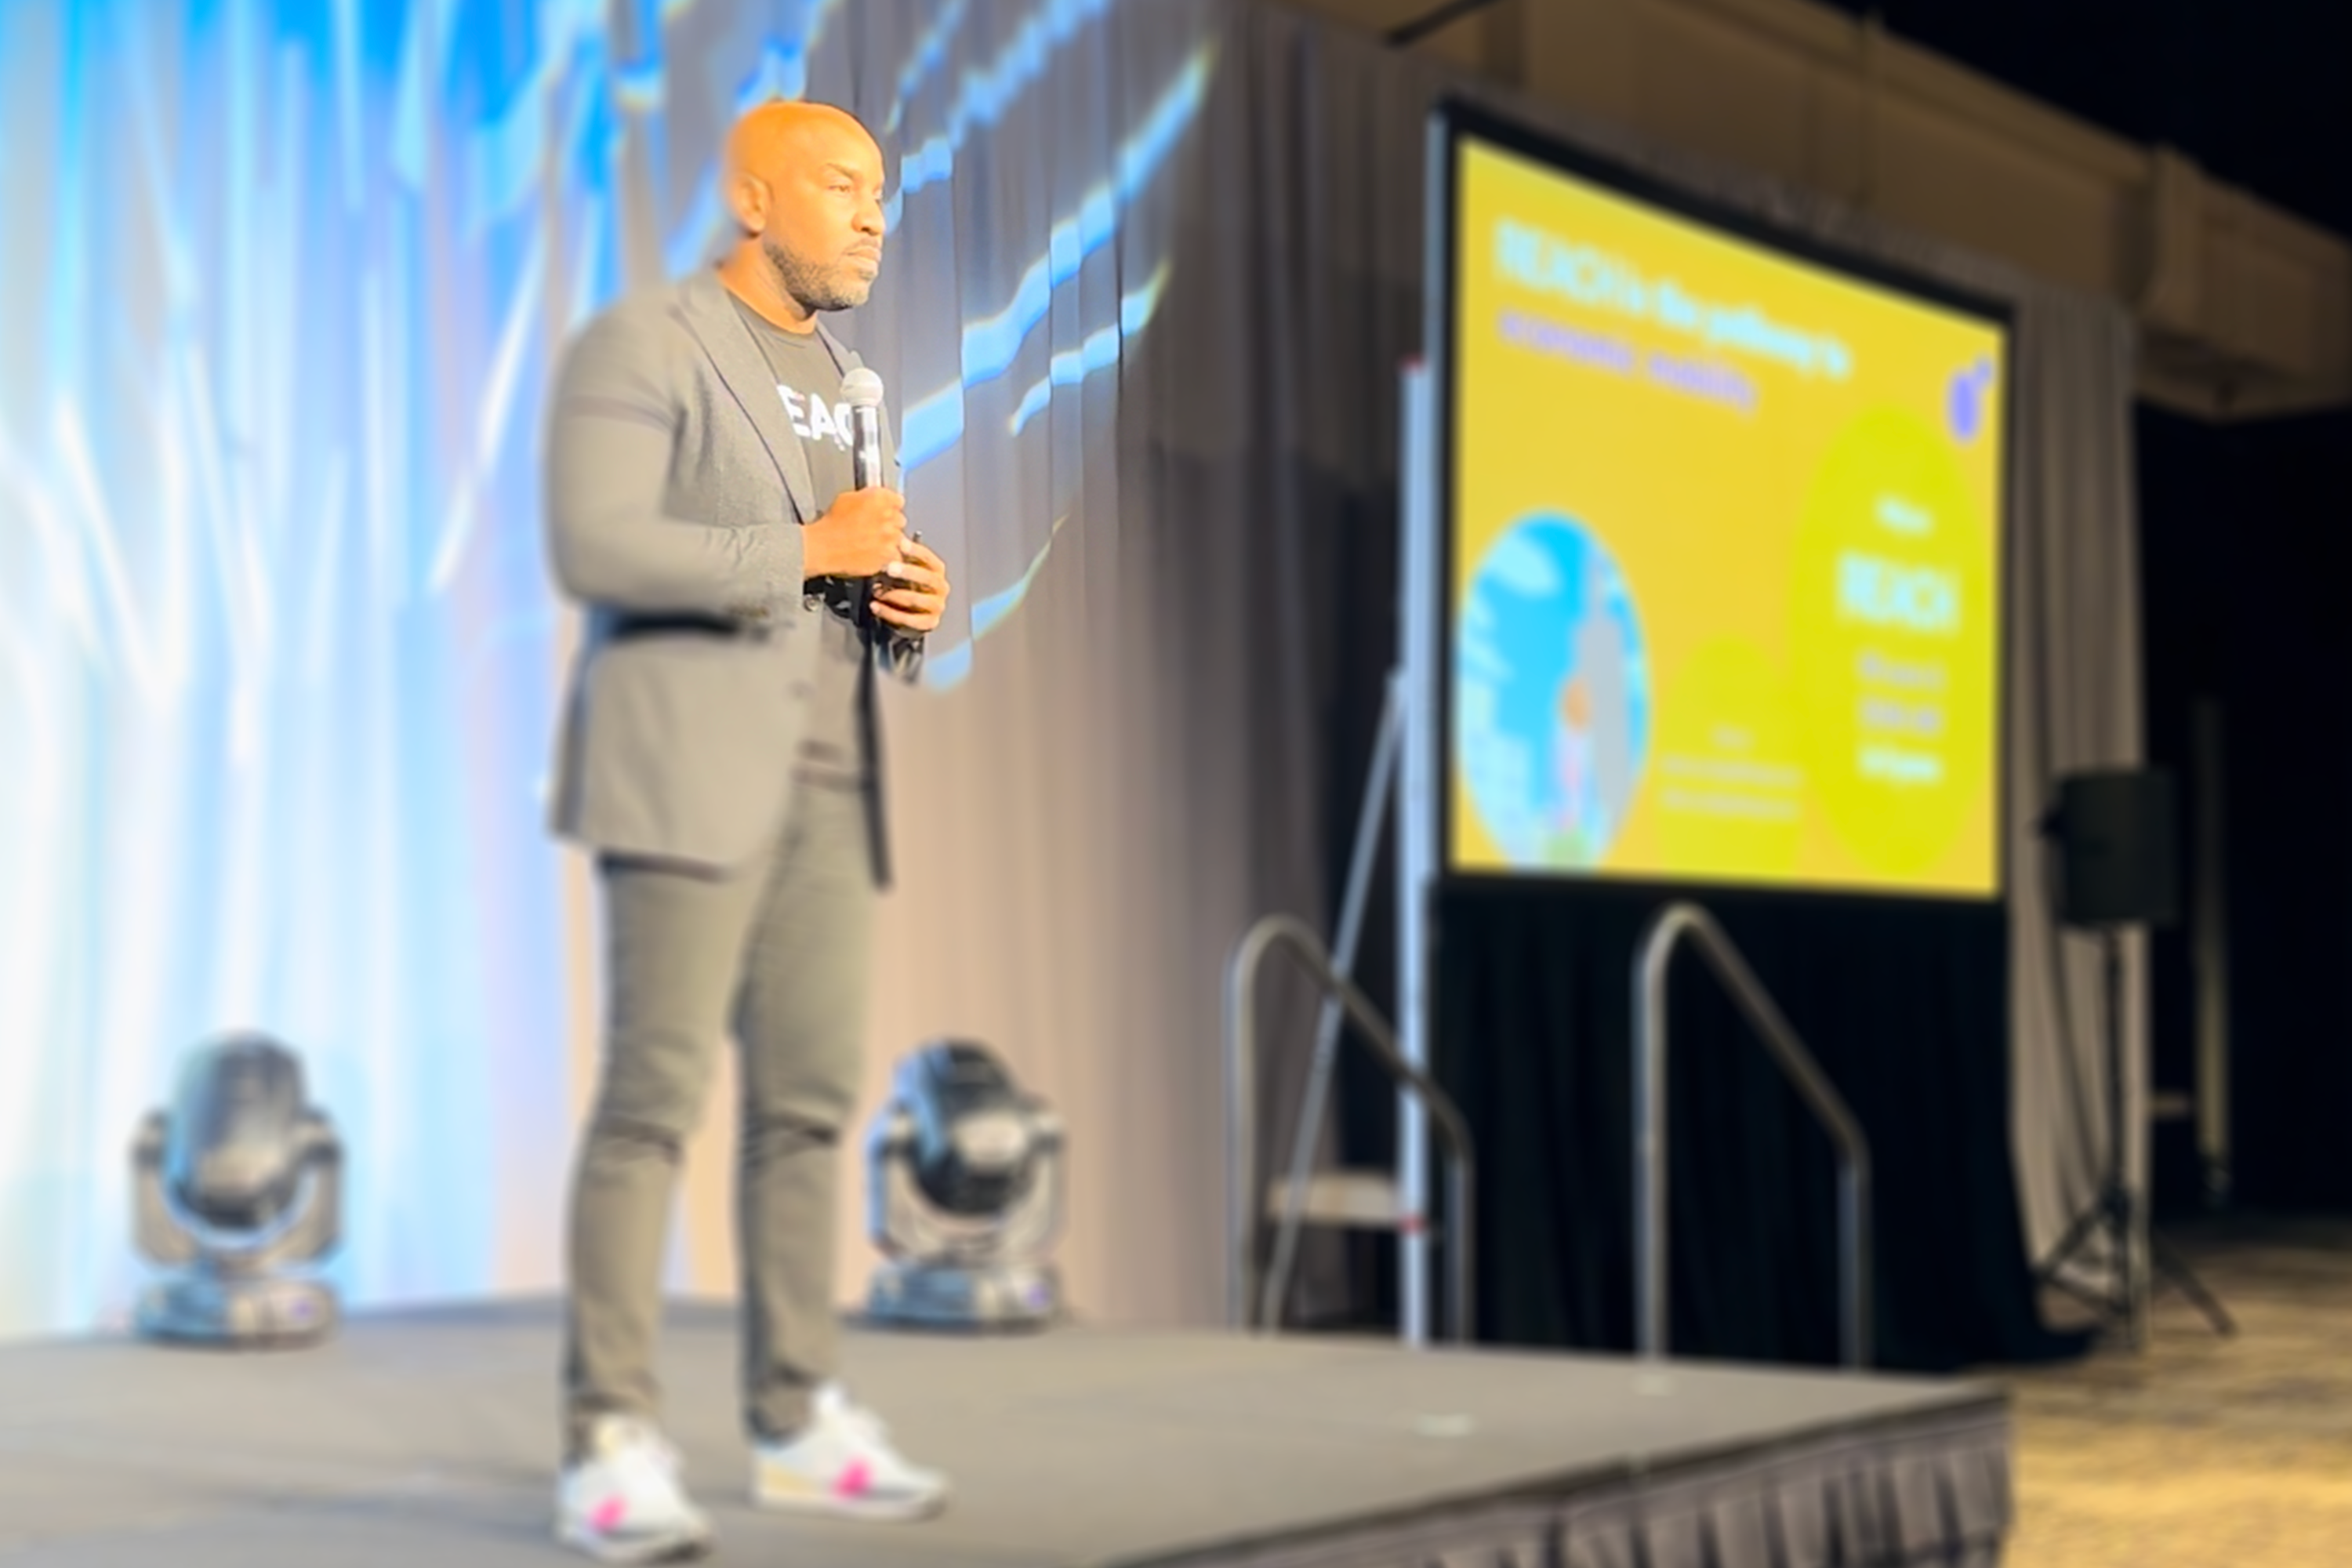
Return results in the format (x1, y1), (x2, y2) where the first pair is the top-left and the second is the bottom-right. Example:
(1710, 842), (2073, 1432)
(0, 0), (1213, 1338)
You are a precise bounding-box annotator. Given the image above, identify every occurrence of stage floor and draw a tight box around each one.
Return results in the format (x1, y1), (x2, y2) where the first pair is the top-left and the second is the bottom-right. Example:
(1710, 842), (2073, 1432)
(0, 1299), (2008, 1566)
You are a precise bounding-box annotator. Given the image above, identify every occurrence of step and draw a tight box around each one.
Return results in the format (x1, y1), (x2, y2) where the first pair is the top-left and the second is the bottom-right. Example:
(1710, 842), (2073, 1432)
(1265, 1169), (1432, 1234)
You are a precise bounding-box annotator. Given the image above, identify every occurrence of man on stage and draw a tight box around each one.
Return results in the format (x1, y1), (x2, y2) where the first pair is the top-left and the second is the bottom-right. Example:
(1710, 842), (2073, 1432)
(542, 100), (953, 1563)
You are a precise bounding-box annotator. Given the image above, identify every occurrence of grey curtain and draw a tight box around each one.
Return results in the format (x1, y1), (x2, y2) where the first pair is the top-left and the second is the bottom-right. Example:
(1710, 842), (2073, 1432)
(816, 0), (1290, 1326)
(935, 0), (2129, 1327)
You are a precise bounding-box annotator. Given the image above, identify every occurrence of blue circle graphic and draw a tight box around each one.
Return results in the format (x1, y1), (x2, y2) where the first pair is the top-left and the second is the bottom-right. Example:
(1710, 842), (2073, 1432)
(1456, 515), (1650, 868)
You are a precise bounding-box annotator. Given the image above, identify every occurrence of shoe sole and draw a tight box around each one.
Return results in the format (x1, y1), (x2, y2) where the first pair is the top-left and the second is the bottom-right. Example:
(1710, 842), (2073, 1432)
(555, 1520), (715, 1565)
(750, 1490), (948, 1524)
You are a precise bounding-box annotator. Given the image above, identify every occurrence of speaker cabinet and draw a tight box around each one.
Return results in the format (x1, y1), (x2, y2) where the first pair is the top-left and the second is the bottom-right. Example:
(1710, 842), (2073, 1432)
(2053, 768), (2180, 928)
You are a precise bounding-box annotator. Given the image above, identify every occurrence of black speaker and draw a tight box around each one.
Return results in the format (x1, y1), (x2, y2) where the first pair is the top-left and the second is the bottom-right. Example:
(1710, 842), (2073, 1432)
(2049, 768), (2180, 928)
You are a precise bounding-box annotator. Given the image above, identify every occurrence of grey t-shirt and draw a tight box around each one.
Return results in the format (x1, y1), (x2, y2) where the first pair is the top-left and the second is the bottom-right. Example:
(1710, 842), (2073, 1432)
(731, 296), (869, 791)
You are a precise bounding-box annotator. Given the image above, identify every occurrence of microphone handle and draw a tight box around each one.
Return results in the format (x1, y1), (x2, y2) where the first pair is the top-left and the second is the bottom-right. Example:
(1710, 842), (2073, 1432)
(850, 405), (887, 631)
(851, 405), (884, 491)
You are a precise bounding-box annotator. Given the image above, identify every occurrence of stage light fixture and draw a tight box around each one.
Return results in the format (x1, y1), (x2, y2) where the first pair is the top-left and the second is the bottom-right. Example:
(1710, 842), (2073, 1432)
(864, 1040), (1065, 1331)
(130, 1033), (344, 1348)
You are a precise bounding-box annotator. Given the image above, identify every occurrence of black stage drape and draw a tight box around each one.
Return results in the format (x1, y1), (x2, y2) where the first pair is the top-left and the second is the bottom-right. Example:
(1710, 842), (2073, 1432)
(2141, 406), (2352, 1214)
(1427, 887), (2086, 1372)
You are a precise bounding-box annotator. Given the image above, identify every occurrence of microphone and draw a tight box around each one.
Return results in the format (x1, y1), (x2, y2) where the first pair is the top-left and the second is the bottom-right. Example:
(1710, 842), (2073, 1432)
(840, 367), (890, 629)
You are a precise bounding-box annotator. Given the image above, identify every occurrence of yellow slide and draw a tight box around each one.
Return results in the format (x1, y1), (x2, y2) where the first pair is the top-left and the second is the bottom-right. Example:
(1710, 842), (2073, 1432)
(1448, 136), (2006, 898)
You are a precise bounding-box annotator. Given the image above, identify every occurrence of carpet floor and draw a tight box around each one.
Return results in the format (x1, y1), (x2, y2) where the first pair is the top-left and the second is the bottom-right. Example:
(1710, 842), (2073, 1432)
(1990, 1215), (2352, 1566)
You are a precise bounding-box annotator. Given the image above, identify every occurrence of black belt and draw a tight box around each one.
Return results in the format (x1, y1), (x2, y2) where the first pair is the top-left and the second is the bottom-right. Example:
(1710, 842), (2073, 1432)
(608, 612), (764, 641)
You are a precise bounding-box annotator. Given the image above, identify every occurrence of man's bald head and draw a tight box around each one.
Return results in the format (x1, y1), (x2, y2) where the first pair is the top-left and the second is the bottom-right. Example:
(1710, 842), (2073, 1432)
(720, 100), (887, 327)
(725, 101), (876, 184)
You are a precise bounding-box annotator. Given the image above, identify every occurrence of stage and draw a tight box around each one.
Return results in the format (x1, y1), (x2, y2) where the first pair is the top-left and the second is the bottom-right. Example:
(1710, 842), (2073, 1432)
(0, 1300), (2008, 1566)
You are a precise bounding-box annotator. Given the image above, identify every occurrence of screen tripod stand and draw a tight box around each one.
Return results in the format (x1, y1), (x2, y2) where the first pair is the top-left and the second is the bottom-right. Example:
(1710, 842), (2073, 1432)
(2033, 924), (2235, 1347)
(2034, 769), (2234, 1350)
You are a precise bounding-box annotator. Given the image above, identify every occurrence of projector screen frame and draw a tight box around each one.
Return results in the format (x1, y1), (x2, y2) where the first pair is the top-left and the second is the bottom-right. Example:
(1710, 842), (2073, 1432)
(1423, 97), (2017, 906)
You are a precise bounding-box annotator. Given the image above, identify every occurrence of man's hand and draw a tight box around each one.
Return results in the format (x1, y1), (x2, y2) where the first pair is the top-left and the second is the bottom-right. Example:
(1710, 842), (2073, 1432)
(871, 537), (950, 635)
(801, 486), (907, 580)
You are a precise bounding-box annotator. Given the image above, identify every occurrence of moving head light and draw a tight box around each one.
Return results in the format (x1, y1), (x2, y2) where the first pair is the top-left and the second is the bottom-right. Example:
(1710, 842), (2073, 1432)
(865, 1040), (1064, 1331)
(131, 1033), (343, 1348)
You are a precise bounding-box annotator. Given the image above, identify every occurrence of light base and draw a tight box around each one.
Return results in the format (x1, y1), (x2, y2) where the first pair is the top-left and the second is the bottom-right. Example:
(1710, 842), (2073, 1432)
(136, 1272), (338, 1349)
(863, 1258), (1059, 1333)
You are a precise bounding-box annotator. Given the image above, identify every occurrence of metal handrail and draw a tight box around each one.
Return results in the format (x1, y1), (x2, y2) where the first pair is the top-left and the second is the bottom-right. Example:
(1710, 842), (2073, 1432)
(1226, 914), (1475, 1343)
(1635, 903), (1874, 1369)
(1264, 676), (1403, 1340)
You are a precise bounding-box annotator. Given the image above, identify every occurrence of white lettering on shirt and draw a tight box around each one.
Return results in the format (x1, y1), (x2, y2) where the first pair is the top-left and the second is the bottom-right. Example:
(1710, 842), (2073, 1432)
(771, 384), (853, 450)
(808, 394), (842, 446)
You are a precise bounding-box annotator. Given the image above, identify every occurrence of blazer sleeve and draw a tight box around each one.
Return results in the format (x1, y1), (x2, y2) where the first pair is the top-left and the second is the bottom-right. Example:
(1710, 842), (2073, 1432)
(544, 304), (802, 619)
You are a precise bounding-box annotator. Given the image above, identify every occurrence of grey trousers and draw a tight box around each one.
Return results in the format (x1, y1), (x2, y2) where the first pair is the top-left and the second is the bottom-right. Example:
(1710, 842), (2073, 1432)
(563, 782), (873, 1454)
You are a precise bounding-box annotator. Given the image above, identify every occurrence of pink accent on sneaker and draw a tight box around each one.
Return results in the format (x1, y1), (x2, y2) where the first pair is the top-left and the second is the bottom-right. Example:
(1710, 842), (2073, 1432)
(833, 1460), (873, 1499)
(590, 1497), (628, 1534)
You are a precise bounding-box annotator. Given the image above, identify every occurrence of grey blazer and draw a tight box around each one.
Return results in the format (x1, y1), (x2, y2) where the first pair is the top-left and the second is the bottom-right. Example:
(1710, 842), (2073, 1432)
(544, 269), (920, 873)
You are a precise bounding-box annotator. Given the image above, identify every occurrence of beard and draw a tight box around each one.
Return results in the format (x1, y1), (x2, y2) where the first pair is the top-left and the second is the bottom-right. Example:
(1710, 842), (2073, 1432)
(764, 235), (872, 314)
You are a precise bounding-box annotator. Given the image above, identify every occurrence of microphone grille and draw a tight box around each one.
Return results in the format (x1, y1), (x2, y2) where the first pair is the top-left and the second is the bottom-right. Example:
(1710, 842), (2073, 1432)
(840, 368), (885, 409)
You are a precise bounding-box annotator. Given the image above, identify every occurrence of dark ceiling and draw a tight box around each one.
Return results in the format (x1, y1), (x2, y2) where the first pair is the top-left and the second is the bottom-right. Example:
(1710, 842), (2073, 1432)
(1817, 0), (2352, 238)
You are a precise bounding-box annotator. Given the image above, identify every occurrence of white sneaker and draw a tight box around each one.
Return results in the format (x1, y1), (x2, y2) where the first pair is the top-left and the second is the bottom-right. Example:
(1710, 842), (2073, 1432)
(556, 1415), (715, 1564)
(750, 1384), (949, 1521)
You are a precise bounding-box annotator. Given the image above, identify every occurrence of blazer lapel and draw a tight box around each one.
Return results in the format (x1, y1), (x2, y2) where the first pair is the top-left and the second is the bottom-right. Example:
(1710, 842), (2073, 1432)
(676, 270), (819, 522)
